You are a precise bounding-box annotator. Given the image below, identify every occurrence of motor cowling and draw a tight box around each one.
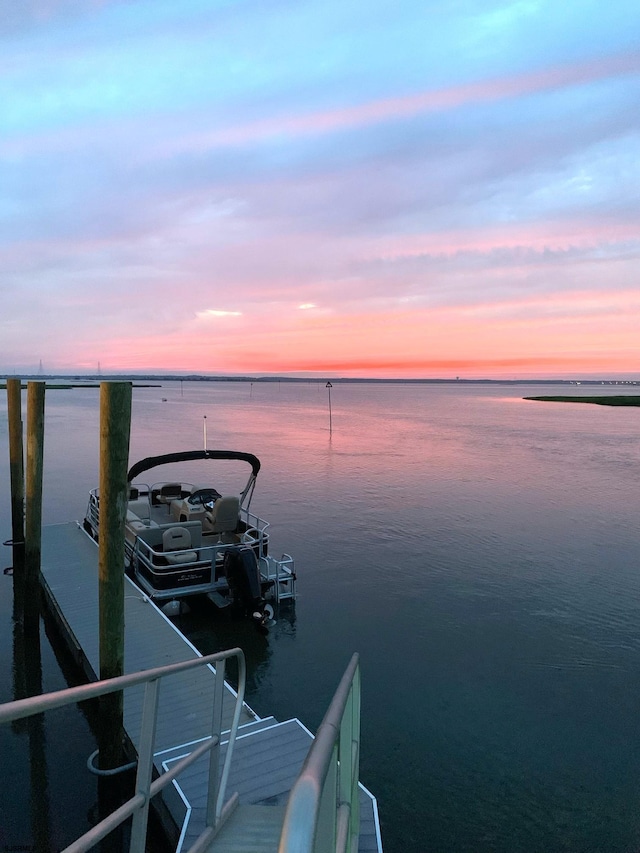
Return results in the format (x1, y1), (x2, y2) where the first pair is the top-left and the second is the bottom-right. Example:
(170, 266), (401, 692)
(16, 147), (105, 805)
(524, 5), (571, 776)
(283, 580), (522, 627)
(223, 546), (273, 631)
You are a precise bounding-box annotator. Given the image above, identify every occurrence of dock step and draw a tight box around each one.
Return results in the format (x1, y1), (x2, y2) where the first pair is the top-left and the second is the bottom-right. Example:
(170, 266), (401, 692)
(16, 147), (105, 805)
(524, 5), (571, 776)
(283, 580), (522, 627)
(154, 717), (276, 766)
(207, 804), (285, 852)
(169, 718), (380, 853)
(173, 719), (312, 851)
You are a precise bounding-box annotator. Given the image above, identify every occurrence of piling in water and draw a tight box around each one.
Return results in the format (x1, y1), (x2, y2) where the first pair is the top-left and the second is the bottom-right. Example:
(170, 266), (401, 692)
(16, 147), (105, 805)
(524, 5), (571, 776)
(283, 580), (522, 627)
(24, 382), (45, 639)
(7, 378), (25, 575)
(98, 381), (132, 770)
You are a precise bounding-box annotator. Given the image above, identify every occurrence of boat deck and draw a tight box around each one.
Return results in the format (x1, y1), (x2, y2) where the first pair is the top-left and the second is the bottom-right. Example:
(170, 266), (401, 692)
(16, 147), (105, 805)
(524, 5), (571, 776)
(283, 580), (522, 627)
(40, 522), (382, 852)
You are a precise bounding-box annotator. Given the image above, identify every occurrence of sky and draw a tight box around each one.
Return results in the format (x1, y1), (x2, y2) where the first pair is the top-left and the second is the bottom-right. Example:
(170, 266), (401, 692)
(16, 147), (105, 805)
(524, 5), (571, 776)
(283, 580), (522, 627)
(1, 0), (639, 379)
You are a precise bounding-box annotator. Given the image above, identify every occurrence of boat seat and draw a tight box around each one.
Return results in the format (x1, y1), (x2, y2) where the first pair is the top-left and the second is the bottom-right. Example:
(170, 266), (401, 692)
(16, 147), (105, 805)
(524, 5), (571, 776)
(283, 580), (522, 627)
(157, 483), (183, 509)
(125, 513), (159, 544)
(126, 510), (158, 528)
(136, 520), (203, 550)
(162, 526), (198, 565)
(205, 496), (240, 543)
(128, 498), (152, 520)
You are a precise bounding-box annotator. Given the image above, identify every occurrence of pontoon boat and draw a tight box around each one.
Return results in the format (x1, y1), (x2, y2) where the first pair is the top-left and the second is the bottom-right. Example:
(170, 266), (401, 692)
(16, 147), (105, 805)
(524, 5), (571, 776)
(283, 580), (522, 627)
(83, 450), (296, 630)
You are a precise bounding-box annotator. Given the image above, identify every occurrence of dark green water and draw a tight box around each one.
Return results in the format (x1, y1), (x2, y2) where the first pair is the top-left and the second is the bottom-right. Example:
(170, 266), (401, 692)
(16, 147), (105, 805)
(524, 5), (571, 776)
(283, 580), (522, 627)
(1, 381), (640, 851)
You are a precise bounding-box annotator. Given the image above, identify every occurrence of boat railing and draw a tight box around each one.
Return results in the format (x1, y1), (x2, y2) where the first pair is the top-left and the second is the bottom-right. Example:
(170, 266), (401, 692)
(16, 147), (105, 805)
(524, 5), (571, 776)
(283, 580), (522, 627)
(134, 536), (261, 570)
(85, 489), (100, 534)
(278, 652), (361, 853)
(86, 490), (270, 549)
(0, 649), (247, 853)
(240, 508), (270, 552)
(260, 553), (296, 602)
(134, 534), (212, 567)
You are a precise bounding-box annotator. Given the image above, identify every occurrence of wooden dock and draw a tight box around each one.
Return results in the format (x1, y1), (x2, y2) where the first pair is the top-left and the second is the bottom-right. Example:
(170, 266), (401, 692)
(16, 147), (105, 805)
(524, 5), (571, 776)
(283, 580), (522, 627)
(40, 522), (382, 852)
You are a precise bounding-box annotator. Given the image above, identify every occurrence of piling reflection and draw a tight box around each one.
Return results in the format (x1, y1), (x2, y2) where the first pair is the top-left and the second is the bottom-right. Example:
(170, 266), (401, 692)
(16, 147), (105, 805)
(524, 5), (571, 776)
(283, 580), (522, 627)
(12, 564), (52, 853)
(41, 607), (133, 853)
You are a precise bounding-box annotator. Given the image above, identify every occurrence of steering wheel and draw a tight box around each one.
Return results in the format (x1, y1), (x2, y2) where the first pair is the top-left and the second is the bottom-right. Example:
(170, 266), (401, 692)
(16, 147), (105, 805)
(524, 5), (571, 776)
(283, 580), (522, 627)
(188, 488), (220, 507)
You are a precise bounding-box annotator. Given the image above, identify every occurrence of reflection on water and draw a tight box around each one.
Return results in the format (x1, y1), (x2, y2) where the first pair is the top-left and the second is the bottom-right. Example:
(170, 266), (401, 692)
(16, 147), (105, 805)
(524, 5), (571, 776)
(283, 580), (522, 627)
(1, 381), (640, 852)
(173, 598), (298, 707)
(10, 569), (52, 853)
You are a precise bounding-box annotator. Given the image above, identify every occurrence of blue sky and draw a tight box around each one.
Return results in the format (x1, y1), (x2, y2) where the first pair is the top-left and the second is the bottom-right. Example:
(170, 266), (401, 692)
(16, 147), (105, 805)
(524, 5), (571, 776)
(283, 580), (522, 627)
(2, 0), (639, 377)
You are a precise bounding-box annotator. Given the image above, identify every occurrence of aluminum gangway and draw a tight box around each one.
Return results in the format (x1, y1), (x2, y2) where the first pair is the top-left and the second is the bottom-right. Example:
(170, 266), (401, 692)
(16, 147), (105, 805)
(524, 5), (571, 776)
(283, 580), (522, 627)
(0, 650), (378, 853)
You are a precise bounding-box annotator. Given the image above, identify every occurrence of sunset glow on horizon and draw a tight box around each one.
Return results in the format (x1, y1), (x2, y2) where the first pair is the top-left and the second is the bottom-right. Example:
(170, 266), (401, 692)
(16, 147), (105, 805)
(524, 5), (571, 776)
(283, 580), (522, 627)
(1, 1), (639, 379)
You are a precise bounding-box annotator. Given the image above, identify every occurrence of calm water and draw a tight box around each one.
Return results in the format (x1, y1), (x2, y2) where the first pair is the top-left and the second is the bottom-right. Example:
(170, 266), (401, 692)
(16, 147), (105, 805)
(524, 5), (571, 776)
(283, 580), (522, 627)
(1, 381), (640, 852)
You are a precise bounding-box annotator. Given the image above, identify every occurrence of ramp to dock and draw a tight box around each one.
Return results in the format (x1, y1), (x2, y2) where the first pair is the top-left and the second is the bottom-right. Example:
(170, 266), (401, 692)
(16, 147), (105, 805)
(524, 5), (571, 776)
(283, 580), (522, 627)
(40, 522), (382, 852)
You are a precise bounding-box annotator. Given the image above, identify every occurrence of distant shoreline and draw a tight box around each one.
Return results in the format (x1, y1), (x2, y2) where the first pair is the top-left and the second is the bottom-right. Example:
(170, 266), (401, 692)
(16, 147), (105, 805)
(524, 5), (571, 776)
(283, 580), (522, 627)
(524, 396), (640, 406)
(1, 374), (638, 387)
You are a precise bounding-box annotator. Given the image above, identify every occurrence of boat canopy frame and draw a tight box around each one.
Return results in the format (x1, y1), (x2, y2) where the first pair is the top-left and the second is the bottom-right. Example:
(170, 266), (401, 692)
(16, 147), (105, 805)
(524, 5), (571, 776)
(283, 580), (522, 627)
(126, 450), (261, 508)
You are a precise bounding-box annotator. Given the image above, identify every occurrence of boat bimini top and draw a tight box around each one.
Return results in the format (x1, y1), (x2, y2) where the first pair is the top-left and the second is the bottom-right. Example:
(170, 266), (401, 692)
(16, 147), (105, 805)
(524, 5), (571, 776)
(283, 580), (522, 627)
(126, 450), (261, 510)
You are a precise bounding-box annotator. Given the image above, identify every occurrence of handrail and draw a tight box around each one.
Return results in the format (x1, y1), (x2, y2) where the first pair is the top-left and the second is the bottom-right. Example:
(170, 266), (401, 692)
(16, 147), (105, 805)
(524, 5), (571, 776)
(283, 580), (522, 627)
(0, 648), (247, 853)
(279, 653), (361, 853)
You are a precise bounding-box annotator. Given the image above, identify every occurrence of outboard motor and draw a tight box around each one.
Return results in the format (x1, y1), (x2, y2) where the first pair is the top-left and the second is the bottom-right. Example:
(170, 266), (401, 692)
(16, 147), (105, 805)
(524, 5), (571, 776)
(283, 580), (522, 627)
(223, 546), (274, 633)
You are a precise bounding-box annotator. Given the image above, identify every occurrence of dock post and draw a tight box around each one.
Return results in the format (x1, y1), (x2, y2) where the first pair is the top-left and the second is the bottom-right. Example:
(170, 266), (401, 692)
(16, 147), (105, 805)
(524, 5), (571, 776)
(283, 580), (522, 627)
(98, 381), (132, 770)
(7, 378), (25, 576)
(24, 381), (45, 638)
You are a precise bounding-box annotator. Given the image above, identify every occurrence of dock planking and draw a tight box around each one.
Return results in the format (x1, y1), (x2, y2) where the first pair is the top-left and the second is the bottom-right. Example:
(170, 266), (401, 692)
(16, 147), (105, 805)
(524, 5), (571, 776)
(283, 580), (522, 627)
(40, 522), (255, 747)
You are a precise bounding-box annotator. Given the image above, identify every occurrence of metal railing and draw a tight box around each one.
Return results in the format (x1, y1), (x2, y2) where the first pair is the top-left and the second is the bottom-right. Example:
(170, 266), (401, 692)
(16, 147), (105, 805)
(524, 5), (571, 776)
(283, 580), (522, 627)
(260, 554), (296, 602)
(278, 653), (361, 853)
(0, 649), (247, 853)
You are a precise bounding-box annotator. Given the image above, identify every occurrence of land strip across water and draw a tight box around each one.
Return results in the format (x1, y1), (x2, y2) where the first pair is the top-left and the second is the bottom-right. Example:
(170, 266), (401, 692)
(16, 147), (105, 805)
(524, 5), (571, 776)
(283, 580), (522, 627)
(524, 395), (640, 406)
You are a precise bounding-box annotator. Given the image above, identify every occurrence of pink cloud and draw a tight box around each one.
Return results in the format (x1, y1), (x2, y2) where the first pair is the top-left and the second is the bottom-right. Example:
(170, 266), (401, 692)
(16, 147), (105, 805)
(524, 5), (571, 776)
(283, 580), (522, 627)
(160, 50), (640, 155)
(65, 280), (638, 379)
(362, 218), (640, 261)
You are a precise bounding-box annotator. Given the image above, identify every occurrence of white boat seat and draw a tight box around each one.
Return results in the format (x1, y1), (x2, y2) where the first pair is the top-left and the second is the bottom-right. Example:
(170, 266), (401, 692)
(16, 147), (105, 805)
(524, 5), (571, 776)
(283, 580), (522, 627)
(125, 512), (159, 544)
(162, 526), (198, 564)
(205, 496), (240, 541)
(128, 498), (151, 520)
(126, 510), (158, 528)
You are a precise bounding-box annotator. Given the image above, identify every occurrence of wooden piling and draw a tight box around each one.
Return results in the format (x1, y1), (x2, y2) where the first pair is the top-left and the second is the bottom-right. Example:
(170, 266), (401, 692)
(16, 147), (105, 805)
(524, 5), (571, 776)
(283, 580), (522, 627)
(98, 381), (132, 770)
(23, 382), (45, 641)
(25, 382), (45, 583)
(7, 379), (25, 566)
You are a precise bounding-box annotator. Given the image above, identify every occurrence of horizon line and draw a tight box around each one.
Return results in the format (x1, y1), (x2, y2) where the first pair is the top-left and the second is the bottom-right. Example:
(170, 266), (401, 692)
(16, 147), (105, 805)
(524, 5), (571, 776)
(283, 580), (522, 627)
(2, 372), (639, 386)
